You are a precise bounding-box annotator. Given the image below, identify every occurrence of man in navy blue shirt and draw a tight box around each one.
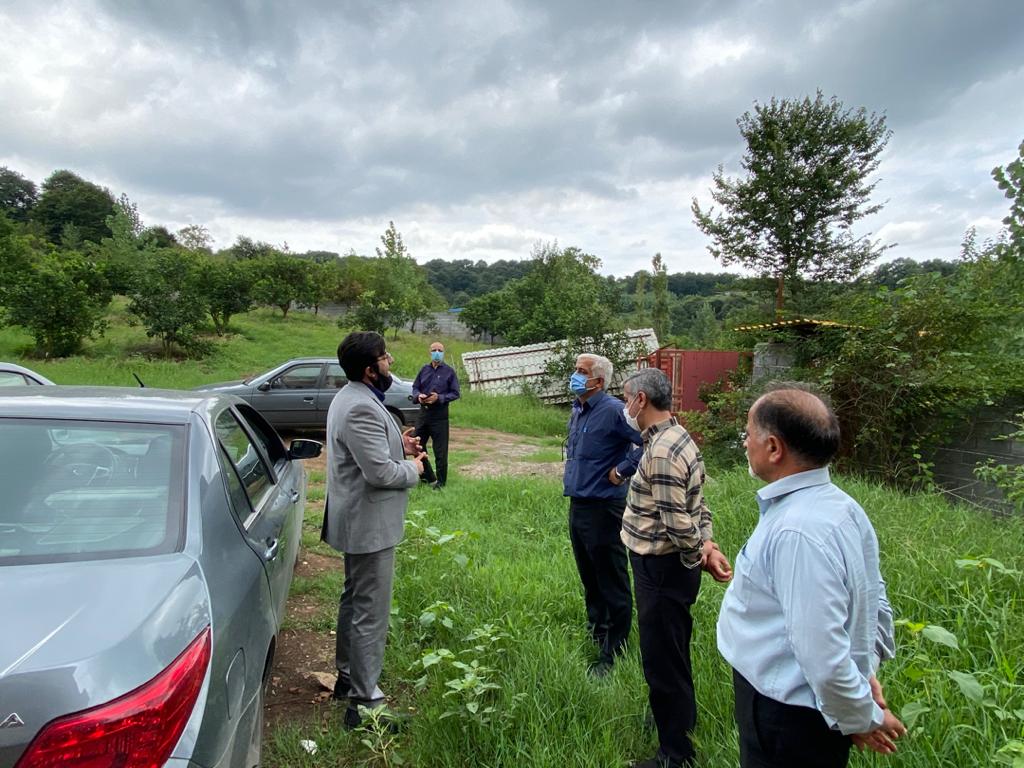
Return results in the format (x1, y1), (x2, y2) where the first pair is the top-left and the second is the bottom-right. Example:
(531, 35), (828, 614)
(412, 341), (461, 489)
(564, 353), (643, 676)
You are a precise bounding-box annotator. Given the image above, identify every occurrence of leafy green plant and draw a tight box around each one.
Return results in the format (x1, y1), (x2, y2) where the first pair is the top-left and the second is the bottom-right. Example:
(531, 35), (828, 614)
(354, 705), (406, 767)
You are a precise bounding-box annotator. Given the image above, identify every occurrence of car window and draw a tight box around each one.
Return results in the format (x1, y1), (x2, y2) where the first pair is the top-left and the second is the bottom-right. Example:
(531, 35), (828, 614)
(0, 419), (185, 565)
(324, 363), (348, 390)
(215, 410), (273, 518)
(269, 364), (323, 390)
(0, 371), (32, 386)
(236, 404), (287, 468)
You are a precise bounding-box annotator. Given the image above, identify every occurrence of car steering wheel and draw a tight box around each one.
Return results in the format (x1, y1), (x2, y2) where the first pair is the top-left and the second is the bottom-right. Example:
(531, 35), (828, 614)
(43, 443), (117, 488)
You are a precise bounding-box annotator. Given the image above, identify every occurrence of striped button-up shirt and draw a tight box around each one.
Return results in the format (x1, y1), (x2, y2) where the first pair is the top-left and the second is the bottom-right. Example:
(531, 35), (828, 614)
(620, 417), (713, 566)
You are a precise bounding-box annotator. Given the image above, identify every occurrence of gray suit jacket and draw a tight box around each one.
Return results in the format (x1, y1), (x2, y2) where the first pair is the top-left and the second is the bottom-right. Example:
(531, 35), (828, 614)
(322, 381), (419, 554)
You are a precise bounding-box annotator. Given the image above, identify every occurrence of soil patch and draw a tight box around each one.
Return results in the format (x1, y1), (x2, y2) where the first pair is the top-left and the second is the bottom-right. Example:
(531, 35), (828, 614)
(450, 426), (564, 479)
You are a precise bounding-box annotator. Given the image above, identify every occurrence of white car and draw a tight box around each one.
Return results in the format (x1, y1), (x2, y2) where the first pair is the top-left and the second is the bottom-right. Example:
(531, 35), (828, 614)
(0, 362), (54, 387)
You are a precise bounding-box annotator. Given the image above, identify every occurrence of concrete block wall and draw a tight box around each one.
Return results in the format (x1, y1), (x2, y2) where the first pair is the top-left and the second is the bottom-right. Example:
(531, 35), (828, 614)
(752, 342), (797, 382)
(928, 402), (1023, 514)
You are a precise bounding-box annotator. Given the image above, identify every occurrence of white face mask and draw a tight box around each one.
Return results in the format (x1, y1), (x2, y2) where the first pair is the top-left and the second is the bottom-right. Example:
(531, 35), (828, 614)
(623, 399), (641, 432)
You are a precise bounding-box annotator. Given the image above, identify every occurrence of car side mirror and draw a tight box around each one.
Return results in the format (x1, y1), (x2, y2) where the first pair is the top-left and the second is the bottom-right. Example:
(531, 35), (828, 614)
(257, 381), (271, 392)
(288, 439), (323, 460)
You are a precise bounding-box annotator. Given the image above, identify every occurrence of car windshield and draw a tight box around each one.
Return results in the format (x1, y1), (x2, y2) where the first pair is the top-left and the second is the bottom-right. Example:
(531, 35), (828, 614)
(0, 419), (185, 565)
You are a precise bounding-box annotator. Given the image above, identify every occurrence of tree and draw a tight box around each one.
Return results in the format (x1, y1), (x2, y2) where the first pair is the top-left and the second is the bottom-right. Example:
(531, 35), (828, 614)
(632, 269), (648, 324)
(692, 92), (891, 315)
(651, 253), (669, 342)
(461, 243), (619, 346)
(992, 139), (1024, 256)
(690, 301), (721, 348)
(98, 194), (146, 294)
(177, 224), (214, 253)
(32, 170), (116, 245)
(2, 248), (111, 357)
(201, 257), (255, 333)
(251, 252), (311, 317)
(128, 249), (209, 355)
(0, 167), (38, 222)
(350, 221), (441, 337)
(140, 225), (178, 249)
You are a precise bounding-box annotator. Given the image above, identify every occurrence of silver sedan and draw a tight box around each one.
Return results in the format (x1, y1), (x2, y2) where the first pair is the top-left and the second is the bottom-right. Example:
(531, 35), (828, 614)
(193, 357), (420, 430)
(0, 387), (321, 768)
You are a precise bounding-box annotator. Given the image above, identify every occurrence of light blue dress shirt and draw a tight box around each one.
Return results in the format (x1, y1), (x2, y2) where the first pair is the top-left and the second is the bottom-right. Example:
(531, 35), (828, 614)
(716, 467), (895, 735)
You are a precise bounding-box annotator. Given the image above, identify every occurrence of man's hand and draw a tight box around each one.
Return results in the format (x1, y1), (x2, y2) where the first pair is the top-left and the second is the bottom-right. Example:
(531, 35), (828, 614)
(851, 709), (906, 755)
(868, 675), (887, 710)
(607, 467), (623, 486)
(426, 392), (440, 404)
(701, 541), (733, 582)
(402, 429), (422, 457)
(417, 393), (428, 404)
(411, 451), (429, 475)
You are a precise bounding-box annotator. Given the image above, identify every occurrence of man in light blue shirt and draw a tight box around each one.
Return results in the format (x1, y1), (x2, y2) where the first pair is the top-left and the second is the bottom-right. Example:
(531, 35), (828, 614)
(717, 385), (906, 767)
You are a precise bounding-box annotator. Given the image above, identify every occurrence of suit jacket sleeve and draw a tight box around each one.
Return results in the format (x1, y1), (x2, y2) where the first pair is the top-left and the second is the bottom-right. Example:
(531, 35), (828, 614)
(346, 400), (418, 489)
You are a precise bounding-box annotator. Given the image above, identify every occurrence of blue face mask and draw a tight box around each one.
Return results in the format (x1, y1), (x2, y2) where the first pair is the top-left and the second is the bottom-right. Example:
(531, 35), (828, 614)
(431, 350), (444, 363)
(569, 372), (592, 396)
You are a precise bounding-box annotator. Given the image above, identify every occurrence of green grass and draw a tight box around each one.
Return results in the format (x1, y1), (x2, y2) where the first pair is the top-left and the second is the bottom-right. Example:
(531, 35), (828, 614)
(451, 391), (568, 438)
(8, 304), (1020, 765)
(0, 301), (494, 388)
(264, 466), (1024, 767)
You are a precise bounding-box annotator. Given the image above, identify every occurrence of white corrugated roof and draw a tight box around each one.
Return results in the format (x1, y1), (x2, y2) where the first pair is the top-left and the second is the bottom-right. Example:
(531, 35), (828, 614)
(461, 329), (660, 401)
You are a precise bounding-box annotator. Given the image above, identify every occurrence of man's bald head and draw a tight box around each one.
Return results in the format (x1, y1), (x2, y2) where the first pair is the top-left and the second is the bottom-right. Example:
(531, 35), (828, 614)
(750, 385), (840, 468)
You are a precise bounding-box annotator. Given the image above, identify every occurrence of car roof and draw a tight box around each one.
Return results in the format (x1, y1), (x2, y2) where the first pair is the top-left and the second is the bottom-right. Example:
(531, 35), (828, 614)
(0, 386), (236, 424)
(272, 358), (409, 380)
(0, 361), (55, 384)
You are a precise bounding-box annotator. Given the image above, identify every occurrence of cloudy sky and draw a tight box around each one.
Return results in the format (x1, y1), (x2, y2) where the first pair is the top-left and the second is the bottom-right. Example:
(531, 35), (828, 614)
(1, 1), (1021, 276)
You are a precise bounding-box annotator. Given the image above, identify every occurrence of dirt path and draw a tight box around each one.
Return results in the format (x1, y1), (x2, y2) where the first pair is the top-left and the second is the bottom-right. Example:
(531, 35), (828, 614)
(263, 426), (563, 735)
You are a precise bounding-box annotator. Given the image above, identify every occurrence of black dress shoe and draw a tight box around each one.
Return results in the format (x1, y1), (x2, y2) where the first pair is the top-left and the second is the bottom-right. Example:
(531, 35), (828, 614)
(587, 659), (614, 678)
(430, 481), (444, 491)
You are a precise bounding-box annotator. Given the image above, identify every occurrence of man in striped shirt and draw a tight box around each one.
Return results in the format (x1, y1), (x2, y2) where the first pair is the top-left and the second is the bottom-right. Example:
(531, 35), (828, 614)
(620, 368), (733, 768)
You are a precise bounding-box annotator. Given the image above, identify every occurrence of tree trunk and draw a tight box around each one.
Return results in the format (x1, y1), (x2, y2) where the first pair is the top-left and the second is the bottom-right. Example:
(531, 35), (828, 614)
(775, 276), (785, 317)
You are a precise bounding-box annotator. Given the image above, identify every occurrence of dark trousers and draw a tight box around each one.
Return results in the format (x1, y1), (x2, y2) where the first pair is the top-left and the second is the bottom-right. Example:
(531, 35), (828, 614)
(416, 416), (450, 485)
(630, 550), (702, 766)
(733, 670), (852, 768)
(568, 497), (631, 663)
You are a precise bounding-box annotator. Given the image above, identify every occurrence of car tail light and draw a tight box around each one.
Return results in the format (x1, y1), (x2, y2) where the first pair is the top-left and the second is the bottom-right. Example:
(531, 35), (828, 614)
(15, 626), (211, 768)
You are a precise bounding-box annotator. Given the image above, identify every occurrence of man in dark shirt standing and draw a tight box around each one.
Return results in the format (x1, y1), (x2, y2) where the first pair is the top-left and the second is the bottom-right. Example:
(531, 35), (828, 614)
(411, 341), (460, 489)
(564, 353), (643, 676)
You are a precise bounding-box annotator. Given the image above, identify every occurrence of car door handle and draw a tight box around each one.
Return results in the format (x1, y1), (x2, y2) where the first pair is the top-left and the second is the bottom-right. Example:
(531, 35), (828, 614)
(289, 488), (300, 503)
(263, 537), (280, 561)
(303, 396), (315, 403)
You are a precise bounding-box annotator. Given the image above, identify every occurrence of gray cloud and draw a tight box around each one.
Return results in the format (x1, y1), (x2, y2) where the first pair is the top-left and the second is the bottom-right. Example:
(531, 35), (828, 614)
(0, 0), (1021, 274)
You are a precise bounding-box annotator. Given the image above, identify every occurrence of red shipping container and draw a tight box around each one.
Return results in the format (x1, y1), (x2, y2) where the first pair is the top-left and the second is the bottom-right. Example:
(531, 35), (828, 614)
(640, 349), (743, 413)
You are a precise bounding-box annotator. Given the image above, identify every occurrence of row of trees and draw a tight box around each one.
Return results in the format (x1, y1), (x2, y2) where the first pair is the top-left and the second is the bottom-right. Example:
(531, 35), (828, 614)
(0, 174), (444, 356)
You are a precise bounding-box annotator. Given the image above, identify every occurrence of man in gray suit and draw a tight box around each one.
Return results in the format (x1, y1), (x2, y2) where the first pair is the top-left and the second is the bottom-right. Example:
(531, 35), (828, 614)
(322, 331), (427, 729)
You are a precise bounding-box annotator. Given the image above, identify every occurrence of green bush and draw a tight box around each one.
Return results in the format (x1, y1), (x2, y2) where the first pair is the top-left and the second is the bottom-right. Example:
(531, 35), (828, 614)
(2, 246), (110, 357)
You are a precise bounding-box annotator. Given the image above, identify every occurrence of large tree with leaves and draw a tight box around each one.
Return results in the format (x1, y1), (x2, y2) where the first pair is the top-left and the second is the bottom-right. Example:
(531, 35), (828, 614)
(0, 167), (38, 223)
(32, 170), (116, 246)
(692, 92), (891, 315)
(461, 243), (619, 346)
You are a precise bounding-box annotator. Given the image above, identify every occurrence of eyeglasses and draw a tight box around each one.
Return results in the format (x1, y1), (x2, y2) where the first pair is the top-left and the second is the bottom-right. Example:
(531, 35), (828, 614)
(377, 352), (393, 363)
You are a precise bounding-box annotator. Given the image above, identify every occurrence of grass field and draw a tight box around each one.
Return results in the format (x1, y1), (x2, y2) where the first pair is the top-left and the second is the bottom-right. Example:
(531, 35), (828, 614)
(268, 450), (1024, 767)
(5, 307), (1021, 765)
